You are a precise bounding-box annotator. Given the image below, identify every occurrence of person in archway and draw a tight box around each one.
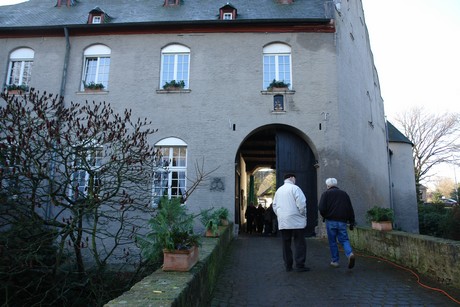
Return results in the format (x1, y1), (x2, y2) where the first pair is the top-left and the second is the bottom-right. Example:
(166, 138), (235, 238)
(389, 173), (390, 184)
(256, 203), (265, 233)
(273, 173), (309, 272)
(263, 203), (274, 236)
(245, 201), (257, 234)
(319, 177), (356, 269)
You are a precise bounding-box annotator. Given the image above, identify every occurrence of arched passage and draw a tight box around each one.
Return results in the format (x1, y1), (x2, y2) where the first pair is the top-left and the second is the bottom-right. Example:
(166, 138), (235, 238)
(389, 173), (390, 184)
(235, 125), (318, 236)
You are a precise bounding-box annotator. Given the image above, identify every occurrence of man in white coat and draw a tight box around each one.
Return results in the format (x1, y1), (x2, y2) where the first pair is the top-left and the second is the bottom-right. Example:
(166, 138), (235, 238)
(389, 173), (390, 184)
(273, 173), (309, 272)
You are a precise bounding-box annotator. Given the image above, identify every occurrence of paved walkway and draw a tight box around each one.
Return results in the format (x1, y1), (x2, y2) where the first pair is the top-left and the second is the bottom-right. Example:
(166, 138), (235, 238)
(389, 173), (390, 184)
(208, 233), (460, 306)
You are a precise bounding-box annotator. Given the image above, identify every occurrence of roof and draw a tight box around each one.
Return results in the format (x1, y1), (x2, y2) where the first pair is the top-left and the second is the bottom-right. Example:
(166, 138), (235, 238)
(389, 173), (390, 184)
(0, 0), (332, 29)
(387, 121), (412, 145)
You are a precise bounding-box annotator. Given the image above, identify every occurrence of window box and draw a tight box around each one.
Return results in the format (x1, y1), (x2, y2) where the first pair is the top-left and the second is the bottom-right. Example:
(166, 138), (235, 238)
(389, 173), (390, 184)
(83, 81), (105, 93)
(269, 86), (289, 92)
(84, 88), (105, 93)
(6, 85), (28, 96)
(267, 79), (290, 92)
(163, 80), (185, 91)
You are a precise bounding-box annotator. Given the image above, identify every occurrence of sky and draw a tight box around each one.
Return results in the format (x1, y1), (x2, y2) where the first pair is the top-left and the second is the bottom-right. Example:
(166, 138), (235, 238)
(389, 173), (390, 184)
(1, 0), (459, 185)
(362, 0), (460, 186)
(362, 0), (460, 121)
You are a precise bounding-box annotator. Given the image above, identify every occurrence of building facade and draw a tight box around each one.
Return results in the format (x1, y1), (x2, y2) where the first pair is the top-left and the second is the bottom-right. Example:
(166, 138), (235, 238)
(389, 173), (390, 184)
(0, 0), (419, 235)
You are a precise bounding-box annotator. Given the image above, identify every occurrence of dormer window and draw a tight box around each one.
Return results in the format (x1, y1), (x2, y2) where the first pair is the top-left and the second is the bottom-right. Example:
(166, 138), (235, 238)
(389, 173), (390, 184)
(164, 0), (180, 6)
(219, 4), (237, 20)
(87, 7), (111, 24)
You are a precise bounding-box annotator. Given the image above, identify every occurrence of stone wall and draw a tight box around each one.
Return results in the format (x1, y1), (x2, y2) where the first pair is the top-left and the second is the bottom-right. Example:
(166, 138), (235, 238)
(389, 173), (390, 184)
(349, 227), (460, 289)
(105, 224), (234, 307)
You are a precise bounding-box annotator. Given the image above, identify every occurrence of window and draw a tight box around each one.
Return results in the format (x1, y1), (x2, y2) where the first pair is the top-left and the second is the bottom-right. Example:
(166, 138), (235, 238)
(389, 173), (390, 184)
(81, 44), (111, 90)
(70, 145), (103, 199)
(273, 95), (284, 111)
(263, 43), (292, 90)
(223, 13), (233, 20)
(6, 48), (34, 89)
(160, 45), (190, 89)
(152, 138), (187, 206)
(92, 16), (102, 24)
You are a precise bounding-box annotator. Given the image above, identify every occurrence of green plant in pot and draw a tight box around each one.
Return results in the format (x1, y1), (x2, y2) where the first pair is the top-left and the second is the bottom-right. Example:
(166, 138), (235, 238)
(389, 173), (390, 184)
(200, 208), (220, 237)
(83, 81), (105, 90)
(366, 206), (394, 231)
(7, 84), (28, 92)
(139, 197), (201, 270)
(216, 207), (230, 226)
(267, 79), (290, 91)
(163, 79), (185, 90)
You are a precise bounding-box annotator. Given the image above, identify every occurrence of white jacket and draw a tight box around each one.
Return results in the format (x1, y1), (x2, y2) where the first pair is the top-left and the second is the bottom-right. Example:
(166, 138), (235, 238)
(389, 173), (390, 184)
(273, 179), (307, 230)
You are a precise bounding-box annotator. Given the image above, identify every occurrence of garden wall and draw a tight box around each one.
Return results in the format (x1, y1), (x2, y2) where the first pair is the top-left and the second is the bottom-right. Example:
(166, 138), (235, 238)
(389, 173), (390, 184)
(349, 227), (460, 288)
(105, 224), (234, 307)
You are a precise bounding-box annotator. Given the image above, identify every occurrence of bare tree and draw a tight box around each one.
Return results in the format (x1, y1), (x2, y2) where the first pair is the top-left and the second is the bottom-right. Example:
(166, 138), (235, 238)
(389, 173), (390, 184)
(0, 89), (217, 306)
(433, 177), (456, 199)
(0, 89), (159, 305)
(394, 107), (460, 201)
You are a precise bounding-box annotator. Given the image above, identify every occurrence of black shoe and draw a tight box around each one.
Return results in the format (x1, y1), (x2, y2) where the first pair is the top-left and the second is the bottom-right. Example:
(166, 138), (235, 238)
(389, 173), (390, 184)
(295, 267), (310, 272)
(348, 253), (355, 269)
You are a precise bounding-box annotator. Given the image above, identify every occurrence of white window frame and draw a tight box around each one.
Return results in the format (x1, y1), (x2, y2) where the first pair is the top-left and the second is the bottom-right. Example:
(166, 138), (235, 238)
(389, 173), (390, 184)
(6, 48), (34, 88)
(92, 16), (102, 24)
(160, 44), (190, 89)
(152, 137), (187, 207)
(223, 12), (233, 20)
(263, 43), (292, 90)
(81, 44), (111, 90)
(69, 144), (103, 199)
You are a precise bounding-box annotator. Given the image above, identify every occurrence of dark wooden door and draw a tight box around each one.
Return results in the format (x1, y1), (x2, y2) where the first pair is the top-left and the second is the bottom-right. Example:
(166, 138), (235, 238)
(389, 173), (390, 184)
(276, 130), (317, 236)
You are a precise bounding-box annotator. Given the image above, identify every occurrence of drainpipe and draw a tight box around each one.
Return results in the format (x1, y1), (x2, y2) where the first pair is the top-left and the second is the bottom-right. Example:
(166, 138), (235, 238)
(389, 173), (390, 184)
(46, 27), (70, 220)
(60, 27), (70, 98)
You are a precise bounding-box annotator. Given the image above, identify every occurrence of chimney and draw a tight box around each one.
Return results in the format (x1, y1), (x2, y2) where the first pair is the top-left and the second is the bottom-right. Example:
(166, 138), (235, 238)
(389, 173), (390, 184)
(56, 0), (77, 7)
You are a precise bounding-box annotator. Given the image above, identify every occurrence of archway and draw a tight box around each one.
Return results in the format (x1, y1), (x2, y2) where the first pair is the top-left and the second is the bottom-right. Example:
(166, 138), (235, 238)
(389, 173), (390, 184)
(235, 125), (318, 236)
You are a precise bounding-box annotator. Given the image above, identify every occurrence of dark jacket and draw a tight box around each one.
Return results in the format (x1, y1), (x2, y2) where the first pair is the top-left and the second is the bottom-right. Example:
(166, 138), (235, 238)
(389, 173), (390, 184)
(318, 186), (355, 224)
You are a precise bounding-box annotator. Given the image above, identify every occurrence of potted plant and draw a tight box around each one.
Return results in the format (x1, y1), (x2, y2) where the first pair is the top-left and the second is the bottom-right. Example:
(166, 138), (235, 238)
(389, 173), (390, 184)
(163, 80), (185, 91)
(267, 79), (290, 91)
(366, 206), (394, 231)
(83, 81), (105, 92)
(139, 197), (201, 271)
(200, 208), (220, 237)
(6, 84), (28, 95)
(216, 207), (230, 226)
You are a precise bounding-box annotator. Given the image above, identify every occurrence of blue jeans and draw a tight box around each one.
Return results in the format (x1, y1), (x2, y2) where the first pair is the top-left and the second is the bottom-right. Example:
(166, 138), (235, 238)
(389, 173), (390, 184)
(326, 220), (353, 262)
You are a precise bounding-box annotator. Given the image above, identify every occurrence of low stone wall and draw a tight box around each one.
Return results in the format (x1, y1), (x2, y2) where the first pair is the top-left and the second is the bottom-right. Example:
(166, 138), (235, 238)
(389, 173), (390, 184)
(105, 224), (234, 307)
(349, 227), (460, 289)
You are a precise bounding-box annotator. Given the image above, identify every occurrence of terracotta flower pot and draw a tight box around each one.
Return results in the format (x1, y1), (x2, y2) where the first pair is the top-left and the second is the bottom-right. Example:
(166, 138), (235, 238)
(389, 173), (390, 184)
(162, 245), (199, 272)
(371, 221), (393, 231)
(7, 89), (23, 95)
(269, 86), (288, 92)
